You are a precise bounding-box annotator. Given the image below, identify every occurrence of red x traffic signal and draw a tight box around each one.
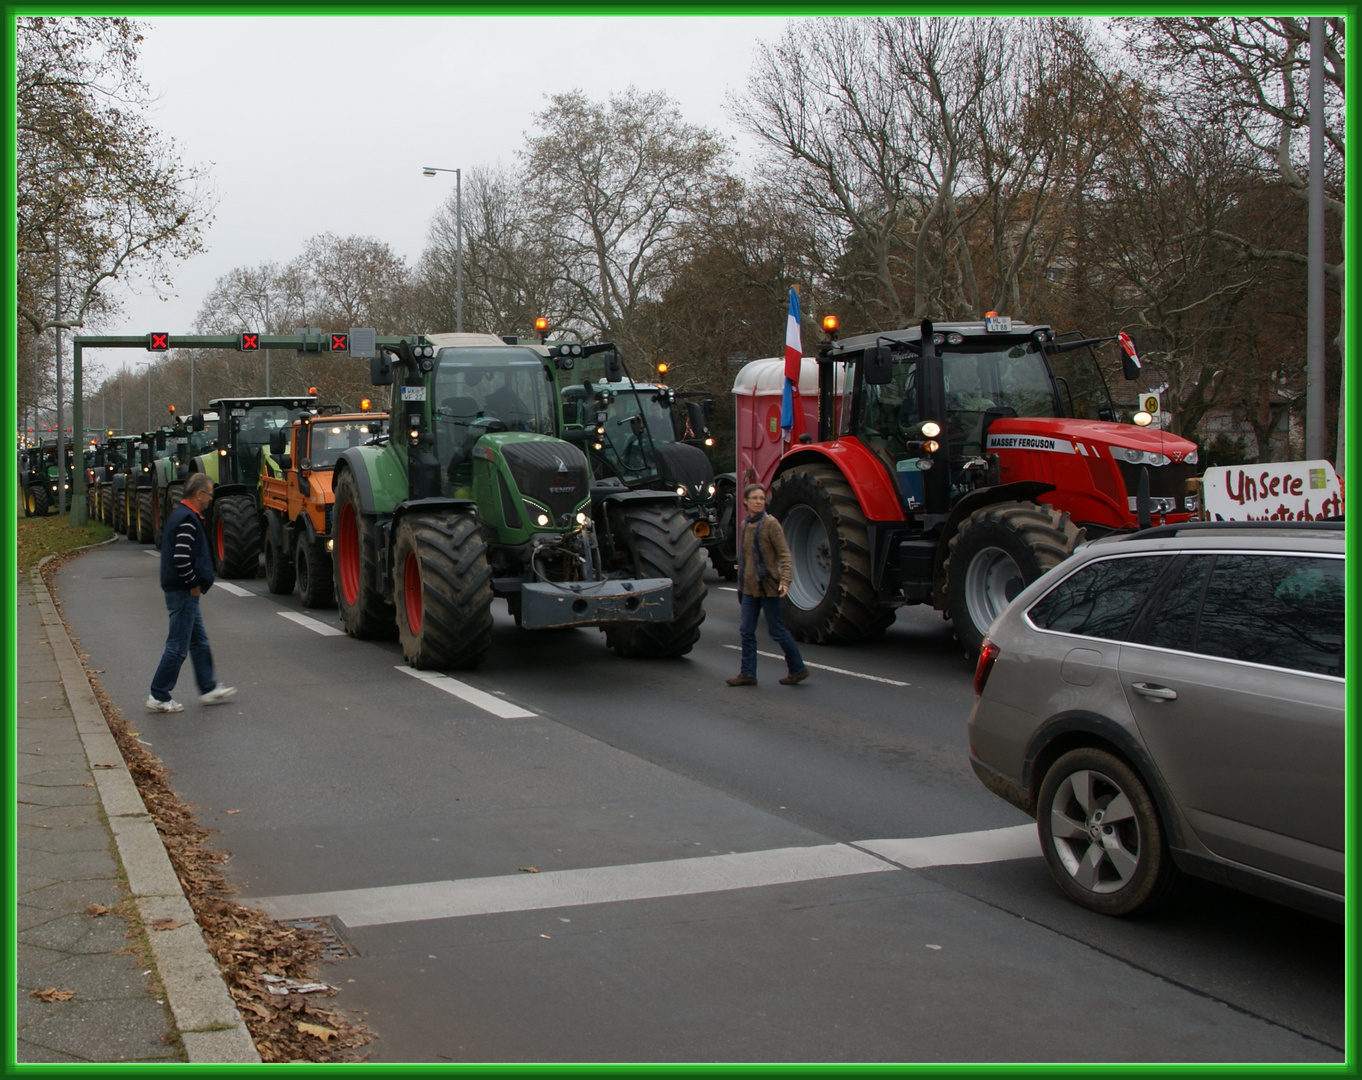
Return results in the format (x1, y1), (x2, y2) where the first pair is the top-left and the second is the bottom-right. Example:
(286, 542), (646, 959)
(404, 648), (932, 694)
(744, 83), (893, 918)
(330, 333), (349, 352)
(147, 332), (169, 351)
(239, 332), (260, 351)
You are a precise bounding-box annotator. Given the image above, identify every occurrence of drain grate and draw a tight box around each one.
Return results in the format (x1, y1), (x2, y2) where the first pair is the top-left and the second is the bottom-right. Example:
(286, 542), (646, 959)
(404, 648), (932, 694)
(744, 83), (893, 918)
(280, 914), (359, 960)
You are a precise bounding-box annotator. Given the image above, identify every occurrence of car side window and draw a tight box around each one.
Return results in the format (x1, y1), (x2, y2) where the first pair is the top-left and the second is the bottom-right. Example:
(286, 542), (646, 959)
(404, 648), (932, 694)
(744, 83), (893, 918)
(1131, 555), (1213, 652)
(1195, 555), (1344, 677)
(1027, 555), (1168, 640)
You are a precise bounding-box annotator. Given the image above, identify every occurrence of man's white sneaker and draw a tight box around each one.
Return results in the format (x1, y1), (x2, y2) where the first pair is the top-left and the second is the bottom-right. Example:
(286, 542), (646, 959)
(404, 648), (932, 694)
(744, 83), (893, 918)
(146, 696), (184, 714)
(200, 684), (237, 706)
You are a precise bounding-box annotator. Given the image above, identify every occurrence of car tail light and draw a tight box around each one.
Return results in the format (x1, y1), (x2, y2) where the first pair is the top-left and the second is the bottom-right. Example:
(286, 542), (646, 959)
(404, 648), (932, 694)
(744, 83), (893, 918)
(973, 639), (1000, 697)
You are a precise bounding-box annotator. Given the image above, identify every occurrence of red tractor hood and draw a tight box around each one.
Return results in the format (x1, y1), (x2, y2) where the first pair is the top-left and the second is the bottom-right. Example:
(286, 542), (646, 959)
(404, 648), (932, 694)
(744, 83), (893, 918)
(988, 417), (1198, 463)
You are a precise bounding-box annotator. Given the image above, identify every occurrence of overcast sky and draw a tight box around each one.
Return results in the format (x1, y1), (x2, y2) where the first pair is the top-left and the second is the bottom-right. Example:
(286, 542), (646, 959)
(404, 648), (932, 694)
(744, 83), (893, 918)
(88, 14), (792, 380)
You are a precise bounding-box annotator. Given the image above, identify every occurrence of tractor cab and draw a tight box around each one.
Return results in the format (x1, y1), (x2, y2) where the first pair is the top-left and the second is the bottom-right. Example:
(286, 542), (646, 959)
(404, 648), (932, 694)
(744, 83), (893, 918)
(205, 397), (318, 489)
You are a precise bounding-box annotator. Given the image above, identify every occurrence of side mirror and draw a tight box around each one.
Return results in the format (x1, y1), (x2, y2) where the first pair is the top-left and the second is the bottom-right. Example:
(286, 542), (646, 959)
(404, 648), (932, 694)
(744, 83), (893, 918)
(686, 401), (707, 436)
(279, 455), (292, 471)
(702, 398), (715, 422)
(604, 350), (624, 383)
(370, 354), (394, 386)
(269, 430), (287, 456)
(863, 343), (893, 385)
(155, 431), (167, 451)
(191, 414), (204, 432)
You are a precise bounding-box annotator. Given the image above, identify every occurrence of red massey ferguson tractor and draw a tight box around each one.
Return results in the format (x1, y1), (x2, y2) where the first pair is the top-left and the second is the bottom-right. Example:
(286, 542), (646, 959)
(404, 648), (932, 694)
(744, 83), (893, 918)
(744, 316), (1199, 658)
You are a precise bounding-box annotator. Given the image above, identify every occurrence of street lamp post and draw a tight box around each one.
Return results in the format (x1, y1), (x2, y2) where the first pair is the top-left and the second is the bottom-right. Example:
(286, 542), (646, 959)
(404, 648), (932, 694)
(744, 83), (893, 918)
(422, 165), (462, 332)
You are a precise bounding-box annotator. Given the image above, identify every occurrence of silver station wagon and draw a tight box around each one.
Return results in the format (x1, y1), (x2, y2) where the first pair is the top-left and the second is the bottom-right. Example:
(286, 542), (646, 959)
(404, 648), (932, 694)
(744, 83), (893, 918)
(967, 521), (1345, 919)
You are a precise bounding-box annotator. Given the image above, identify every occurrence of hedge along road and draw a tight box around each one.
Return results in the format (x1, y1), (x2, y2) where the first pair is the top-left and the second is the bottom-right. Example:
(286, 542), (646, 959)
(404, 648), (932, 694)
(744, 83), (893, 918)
(53, 539), (1343, 1063)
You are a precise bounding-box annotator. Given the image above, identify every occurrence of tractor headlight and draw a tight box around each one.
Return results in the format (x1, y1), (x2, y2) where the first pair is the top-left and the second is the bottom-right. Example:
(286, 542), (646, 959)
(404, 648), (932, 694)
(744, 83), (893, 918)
(1184, 448), (1198, 465)
(536, 513), (550, 527)
(576, 511), (588, 526)
(676, 485), (687, 497)
(1121, 448), (1170, 466)
(707, 483), (716, 496)
(325, 538), (334, 552)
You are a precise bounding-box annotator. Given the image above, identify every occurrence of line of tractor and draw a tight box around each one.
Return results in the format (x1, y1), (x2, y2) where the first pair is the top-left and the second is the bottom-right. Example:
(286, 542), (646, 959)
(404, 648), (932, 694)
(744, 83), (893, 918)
(40, 311), (1209, 668)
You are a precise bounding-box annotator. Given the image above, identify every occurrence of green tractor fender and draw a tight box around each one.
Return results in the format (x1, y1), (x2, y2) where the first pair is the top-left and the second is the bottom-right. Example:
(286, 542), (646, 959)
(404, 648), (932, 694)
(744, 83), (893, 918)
(188, 454), (220, 485)
(335, 446), (408, 517)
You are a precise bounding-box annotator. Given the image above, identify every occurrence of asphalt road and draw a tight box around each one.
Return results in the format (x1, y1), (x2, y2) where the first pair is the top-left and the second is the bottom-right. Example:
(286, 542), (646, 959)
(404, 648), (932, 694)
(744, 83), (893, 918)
(54, 538), (1345, 1063)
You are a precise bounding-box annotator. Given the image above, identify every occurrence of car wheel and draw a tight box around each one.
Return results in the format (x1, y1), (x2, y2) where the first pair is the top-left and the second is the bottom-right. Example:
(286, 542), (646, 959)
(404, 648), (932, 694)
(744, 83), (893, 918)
(1036, 747), (1176, 917)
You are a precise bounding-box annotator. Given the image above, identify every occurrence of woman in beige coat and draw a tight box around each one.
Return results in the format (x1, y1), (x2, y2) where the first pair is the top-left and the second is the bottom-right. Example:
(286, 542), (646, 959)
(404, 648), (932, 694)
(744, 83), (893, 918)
(727, 484), (809, 686)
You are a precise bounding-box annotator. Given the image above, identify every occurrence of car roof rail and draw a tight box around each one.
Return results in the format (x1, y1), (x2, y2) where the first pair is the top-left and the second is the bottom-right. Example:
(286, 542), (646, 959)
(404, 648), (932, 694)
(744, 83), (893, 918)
(1121, 519), (1345, 541)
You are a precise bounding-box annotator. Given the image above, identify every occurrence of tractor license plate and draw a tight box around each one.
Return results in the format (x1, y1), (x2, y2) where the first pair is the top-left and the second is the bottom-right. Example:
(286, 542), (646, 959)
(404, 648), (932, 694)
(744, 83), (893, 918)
(399, 386), (426, 402)
(984, 315), (1012, 333)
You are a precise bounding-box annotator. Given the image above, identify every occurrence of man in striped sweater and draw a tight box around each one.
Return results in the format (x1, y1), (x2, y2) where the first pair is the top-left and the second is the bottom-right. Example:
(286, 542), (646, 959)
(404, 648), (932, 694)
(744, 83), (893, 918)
(147, 472), (236, 713)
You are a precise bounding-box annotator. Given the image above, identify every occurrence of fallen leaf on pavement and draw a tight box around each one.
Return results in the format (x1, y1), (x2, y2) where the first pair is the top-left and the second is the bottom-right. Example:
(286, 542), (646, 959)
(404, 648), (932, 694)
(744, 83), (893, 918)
(93, 763), (117, 769)
(31, 988), (76, 1002)
(519, 866), (539, 873)
(85, 904), (111, 916)
(298, 1022), (337, 1043)
(150, 918), (188, 931)
(226, 809), (241, 814)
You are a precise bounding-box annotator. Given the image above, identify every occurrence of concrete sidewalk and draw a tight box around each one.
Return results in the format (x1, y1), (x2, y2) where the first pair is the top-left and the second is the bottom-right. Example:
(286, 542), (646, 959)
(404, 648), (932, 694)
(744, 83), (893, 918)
(14, 560), (259, 1064)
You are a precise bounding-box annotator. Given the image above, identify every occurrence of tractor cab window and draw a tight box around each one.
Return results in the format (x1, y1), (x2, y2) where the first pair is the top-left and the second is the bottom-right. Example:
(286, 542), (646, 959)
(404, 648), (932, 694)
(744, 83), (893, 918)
(307, 420), (382, 468)
(433, 348), (556, 493)
(598, 382), (669, 482)
(1045, 344), (1119, 421)
(940, 341), (1060, 458)
(232, 407), (309, 483)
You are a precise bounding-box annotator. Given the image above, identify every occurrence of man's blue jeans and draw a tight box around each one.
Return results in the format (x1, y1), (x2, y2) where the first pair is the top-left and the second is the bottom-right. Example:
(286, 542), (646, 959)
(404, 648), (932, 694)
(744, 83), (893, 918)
(738, 593), (806, 679)
(150, 590), (216, 702)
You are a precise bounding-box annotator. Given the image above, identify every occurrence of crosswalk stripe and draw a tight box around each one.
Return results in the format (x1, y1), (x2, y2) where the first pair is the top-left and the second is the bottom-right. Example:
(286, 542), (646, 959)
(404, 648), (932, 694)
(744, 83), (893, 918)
(396, 666), (537, 719)
(212, 581), (253, 597)
(854, 825), (1040, 868)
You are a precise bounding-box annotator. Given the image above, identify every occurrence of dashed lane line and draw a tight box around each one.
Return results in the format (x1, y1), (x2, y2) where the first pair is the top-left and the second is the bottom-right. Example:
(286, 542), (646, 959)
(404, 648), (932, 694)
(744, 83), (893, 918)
(247, 825), (1041, 927)
(212, 581), (254, 597)
(721, 644), (910, 686)
(396, 666), (537, 719)
(278, 611), (345, 636)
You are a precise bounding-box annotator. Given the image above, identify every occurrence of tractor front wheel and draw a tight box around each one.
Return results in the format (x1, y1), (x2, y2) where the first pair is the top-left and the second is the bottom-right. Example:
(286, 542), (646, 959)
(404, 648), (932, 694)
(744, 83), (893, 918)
(25, 484), (49, 518)
(767, 464), (894, 644)
(603, 503), (708, 659)
(944, 500), (1083, 660)
(296, 534), (334, 608)
(212, 493), (262, 578)
(136, 490), (155, 544)
(160, 483), (184, 548)
(711, 481), (738, 581)
(334, 469), (396, 639)
(393, 513), (494, 669)
(264, 522), (296, 595)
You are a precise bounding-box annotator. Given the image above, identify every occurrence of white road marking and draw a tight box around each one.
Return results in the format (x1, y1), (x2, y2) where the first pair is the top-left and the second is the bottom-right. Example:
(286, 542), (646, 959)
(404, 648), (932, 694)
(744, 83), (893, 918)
(718, 586), (738, 592)
(212, 581), (254, 597)
(855, 825), (1040, 868)
(721, 645), (910, 687)
(396, 666), (537, 719)
(144, 549), (159, 556)
(247, 824), (1042, 927)
(278, 611), (345, 636)
(250, 843), (893, 926)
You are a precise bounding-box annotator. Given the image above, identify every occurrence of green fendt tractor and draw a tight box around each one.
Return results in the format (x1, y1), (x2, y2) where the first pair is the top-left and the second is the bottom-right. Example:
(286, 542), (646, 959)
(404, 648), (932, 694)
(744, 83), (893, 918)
(331, 332), (707, 670)
(20, 440), (73, 517)
(149, 415), (215, 545)
(560, 359), (733, 579)
(94, 435), (137, 529)
(187, 396), (318, 577)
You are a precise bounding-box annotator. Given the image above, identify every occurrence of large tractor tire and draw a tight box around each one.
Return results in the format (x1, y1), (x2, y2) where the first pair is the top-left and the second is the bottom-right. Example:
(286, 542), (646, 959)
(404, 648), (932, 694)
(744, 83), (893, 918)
(603, 503), (708, 659)
(159, 482), (184, 548)
(943, 500), (1083, 660)
(296, 534), (334, 609)
(25, 484), (50, 518)
(263, 523), (296, 595)
(136, 490), (155, 544)
(212, 493), (262, 578)
(334, 469), (397, 640)
(767, 464), (894, 645)
(711, 481), (738, 581)
(111, 486), (125, 534)
(123, 491), (139, 540)
(393, 513), (494, 670)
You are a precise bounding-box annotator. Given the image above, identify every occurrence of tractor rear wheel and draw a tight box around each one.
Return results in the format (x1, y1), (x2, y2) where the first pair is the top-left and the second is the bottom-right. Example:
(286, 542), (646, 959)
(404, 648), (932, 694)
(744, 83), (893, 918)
(264, 524), (296, 595)
(100, 485), (113, 525)
(212, 493), (262, 578)
(25, 484), (49, 517)
(944, 500), (1083, 660)
(136, 490), (155, 544)
(334, 469), (396, 639)
(603, 503), (708, 659)
(393, 513), (494, 669)
(124, 491), (139, 540)
(767, 464), (894, 644)
(296, 534), (334, 608)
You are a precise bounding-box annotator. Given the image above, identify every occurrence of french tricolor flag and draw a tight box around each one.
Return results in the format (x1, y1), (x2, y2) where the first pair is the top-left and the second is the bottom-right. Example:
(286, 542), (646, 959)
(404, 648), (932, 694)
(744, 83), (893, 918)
(781, 287), (803, 444)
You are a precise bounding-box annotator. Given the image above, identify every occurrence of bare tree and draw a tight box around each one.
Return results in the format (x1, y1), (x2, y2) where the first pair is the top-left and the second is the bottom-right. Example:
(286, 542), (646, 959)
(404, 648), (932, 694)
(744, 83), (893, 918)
(522, 88), (729, 359)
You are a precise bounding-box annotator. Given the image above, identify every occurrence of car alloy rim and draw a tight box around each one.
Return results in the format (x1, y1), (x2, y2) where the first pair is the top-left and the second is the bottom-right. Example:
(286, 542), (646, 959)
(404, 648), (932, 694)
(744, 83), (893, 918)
(964, 545), (1025, 630)
(1048, 768), (1141, 894)
(783, 504), (831, 610)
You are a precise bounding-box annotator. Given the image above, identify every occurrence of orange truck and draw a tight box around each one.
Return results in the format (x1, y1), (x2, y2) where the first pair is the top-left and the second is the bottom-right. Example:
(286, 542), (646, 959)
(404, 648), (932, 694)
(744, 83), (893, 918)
(260, 407), (389, 607)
